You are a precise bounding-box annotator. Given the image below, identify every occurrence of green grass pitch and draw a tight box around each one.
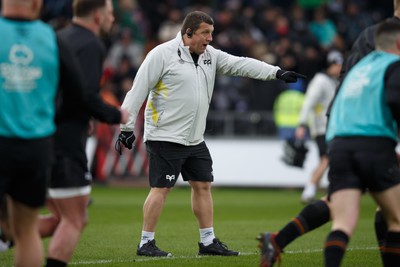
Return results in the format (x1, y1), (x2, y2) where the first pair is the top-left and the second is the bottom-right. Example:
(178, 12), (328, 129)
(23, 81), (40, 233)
(2, 186), (381, 266)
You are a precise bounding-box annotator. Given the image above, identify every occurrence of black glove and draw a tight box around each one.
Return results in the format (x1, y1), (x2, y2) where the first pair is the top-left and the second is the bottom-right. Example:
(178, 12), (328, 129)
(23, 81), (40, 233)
(115, 131), (135, 155)
(276, 69), (307, 83)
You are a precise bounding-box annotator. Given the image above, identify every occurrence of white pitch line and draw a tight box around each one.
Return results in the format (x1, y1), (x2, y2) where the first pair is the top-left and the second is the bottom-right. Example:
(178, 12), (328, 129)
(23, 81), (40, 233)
(69, 246), (378, 265)
(284, 246), (377, 254)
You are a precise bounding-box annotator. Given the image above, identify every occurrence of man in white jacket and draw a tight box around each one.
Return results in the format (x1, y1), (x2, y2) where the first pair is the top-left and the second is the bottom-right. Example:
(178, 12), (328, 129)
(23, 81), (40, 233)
(296, 50), (343, 203)
(116, 10), (304, 257)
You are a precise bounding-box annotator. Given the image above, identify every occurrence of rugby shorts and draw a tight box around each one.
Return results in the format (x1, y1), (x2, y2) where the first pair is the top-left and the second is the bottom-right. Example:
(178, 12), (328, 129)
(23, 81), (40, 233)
(327, 137), (400, 196)
(48, 156), (92, 198)
(0, 136), (53, 208)
(146, 141), (214, 188)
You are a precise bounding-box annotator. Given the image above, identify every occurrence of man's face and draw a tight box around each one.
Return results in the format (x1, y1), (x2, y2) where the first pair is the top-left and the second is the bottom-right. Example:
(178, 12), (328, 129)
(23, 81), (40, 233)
(188, 22), (214, 55)
(99, 0), (115, 35)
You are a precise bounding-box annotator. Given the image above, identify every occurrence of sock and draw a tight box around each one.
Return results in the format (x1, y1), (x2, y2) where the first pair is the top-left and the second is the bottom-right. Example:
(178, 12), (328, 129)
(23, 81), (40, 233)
(374, 210), (388, 250)
(324, 230), (349, 267)
(382, 231), (400, 267)
(275, 200), (330, 249)
(302, 183), (317, 198)
(139, 231), (155, 248)
(200, 227), (215, 246)
(46, 258), (67, 267)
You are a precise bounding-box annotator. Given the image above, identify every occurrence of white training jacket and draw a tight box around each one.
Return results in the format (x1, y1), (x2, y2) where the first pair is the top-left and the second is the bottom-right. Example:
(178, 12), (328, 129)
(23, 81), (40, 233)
(298, 72), (338, 137)
(121, 32), (280, 146)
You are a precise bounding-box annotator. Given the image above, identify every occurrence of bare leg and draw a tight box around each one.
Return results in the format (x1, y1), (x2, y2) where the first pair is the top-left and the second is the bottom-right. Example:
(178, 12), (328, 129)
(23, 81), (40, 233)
(142, 188), (171, 232)
(330, 189), (361, 235)
(310, 156), (329, 185)
(8, 197), (42, 267)
(189, 181), (213, 228)
(46, 195), (89, 262)
(301, 156), (329, 203)
(371, 184), (400, 232)
(324, 189), (361, 267)
(38, 198), (60, 238)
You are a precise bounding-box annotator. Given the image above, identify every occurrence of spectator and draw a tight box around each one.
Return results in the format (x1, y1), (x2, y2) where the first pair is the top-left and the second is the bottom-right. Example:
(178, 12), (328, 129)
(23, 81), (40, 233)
(336, 0), (375, 48)
(113, 0), (145, 44)
(158, 8), (182, 42)
(111, 54), (137, 102)
(106, 27), (144, 70)
(308, 6), (338, 49)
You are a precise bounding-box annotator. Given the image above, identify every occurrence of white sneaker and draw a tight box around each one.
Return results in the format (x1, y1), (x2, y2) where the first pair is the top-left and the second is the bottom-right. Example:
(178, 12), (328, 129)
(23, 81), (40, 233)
(301, 184), (317, 204)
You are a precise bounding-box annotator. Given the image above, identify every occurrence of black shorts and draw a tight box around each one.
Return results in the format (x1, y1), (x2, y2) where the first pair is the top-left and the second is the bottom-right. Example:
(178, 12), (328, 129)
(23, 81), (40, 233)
(315, 134), (327, 157)
(0, 136), (53, 208)
(49, 156), (91, 189)
(327, 137), (400, 197)
(146, 141), (214, 188)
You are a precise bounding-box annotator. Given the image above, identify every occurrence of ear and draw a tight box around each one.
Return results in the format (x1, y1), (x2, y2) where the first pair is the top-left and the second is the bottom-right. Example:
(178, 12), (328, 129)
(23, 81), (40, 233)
(186, 28), (193, 38)
(93, 9), (103, 25)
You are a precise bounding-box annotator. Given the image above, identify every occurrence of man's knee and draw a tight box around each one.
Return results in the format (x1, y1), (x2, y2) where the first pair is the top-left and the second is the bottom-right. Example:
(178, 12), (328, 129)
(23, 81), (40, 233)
(190, 181), (211, 192)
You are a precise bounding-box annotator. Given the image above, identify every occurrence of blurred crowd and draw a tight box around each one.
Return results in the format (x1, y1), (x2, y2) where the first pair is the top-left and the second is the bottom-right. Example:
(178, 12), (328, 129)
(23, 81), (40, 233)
(39, 0), (393, 112)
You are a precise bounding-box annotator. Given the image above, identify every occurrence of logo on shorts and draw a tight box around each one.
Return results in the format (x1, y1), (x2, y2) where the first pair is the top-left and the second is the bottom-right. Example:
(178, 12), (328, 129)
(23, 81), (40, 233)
(166, 175), (175, 181)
